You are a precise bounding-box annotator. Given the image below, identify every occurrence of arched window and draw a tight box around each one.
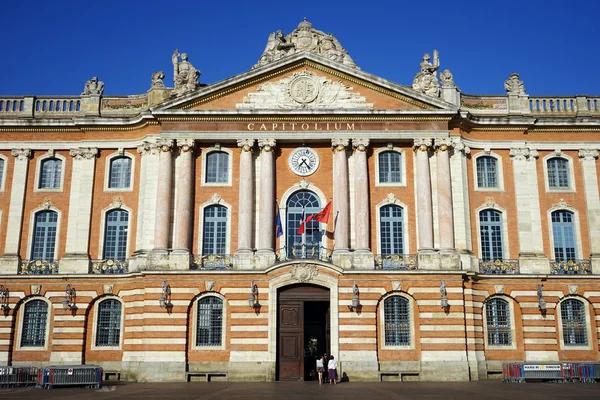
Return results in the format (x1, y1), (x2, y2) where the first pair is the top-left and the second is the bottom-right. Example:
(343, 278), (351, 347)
(383, 296), (410, 346)
(0, 158), (5, 188)
(486, 298), (511, 346)
(31, 211), (58, 260)
(202, 205), (227, 255)
(476, 156), (498, 188)
(479, 209), (503, 260)
(561, 299), (587, 346)
(103, 210), (129, 260)
(39, 158), (62, 189)
(108, 157), (132, 189)
(196, 296), (223, 346)
(380, 205), (403, 255)
(20, 299), (48, 347)
(286, 191), (321, 259)
(205, 151), (229, 184)
(552, 210), (576, 261)
(547, 158), (569, 189)
(95, 299), (122, 347)
(378, 151), (402, 184)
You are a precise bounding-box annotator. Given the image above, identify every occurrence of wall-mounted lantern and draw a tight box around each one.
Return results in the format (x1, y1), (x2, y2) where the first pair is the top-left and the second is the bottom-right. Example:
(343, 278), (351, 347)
(62, 284), (76, 311)
(537, 284), (546, 312)
(0, 285), (9, 311)
(348, 281), (361, 311)
(440, 281), (449, 310)
(159, 280), (172, 309)
(248, 281), (260, 309)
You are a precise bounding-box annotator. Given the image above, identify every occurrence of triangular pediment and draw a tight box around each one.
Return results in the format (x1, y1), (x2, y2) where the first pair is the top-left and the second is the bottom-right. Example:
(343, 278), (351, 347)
(152, 52), (457, 114)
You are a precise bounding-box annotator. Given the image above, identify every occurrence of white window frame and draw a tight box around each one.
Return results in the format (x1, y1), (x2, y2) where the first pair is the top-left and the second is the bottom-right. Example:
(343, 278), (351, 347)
(475, 202), (510, 260)
(104, 150), (136, 192)
(91, 296), (125, 351)
(472, 151), (504, 192)
(547, 203), (583, 261)
(0, 154), (8, 192)
(191, 292), (227, 351)
(543, 152), (576, 193)
(198, 194), (232, 255)
(17, 296), (52, 351)
(97, 203), (133, 260)
(482, 295), (517, 350)
(375, 194), (410, 255)
(374, 145), (406, 187)
(201, 146), (233, 187)
(26, 205), (62, 262)
(556, 296), (593, 351)
(379, 293), (416, 350)
(34, 151), (66, 193)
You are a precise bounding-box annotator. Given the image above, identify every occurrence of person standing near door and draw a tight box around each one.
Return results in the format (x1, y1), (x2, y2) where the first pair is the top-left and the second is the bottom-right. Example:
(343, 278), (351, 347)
(316, 354), (326, 385)
(328, 355), (337, 384)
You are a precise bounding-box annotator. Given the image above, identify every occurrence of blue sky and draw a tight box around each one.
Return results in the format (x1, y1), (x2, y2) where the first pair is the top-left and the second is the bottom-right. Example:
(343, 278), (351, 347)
(1, 0), (598, 97)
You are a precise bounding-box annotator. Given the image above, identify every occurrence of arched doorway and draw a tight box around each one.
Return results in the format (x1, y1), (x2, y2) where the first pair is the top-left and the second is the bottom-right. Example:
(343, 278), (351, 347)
(277, 284), (330, 381)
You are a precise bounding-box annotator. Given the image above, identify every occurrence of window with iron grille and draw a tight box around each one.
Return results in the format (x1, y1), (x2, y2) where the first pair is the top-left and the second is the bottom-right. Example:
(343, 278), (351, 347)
(196, 296), (223, 346)
(103, 209), (129, 260)
(108, 157), (132, 189)
(0, 158), (4, 188)
(95, 299), (122, 347)
(479, 209), (504, 261)
(380, 205), (403, 255)
(383, 296), (410, 346)
(378, 151), (402, 184)
(39, 158), (62, 189)
(486, 298), (511, 346)
(31, 211), (58, 260)
(561, 299), (587, 346)
(547, 157), (570, 189)
(205, 151), (229, 183)
(552, 210), (576, 261)
(286, 191), (321, 259)
(202, 205), (227, 255)
(20, 300), (48, 347)
(476, 156), (498, 188)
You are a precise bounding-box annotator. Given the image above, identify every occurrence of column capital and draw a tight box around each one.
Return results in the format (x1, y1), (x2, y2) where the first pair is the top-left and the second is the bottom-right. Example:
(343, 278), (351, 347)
(510, 147), (538, 162)
(412, 138), (432, 152)
(156, 138), (174, 152)
(352, 138), (370, 152)
(579, 149), (599, 161)
(11, 148), (31, 160)
(451, 138), (470, 155)
(137, 141), (159, 156)
(237, 139), (255, 152)
(69, 147), (98, 160)
(332, 139), (349, 152)
(434, 137), (453, 152)
(258, 139), (276, 152)
(177, 138), (195, 153)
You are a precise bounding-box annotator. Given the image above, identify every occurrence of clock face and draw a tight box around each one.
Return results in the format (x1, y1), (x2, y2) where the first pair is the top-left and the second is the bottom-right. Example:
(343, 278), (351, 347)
(289, 147), (319, 176)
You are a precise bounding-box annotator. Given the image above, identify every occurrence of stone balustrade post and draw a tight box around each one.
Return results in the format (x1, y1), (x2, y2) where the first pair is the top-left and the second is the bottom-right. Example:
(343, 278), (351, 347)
(153, 138), (174, 253)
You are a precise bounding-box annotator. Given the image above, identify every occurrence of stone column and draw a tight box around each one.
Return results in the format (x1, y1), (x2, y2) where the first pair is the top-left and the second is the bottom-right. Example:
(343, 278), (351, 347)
(579, 149), (600, 273)
(173, 139), (195, 252)
(450, 139), (475, 270)
(332, 139), (351, 267)
(510, 147), (547, 273)
(435, 138), (460, 269)
(153, 138), (174, 253)
(236, 139), (255, 254)
(414, 139), (434, 251)
(61, 148), (98, 274)
(257, 139), (276, 254)
(0, 149), (31, 273)
(352, 139), (373, 269)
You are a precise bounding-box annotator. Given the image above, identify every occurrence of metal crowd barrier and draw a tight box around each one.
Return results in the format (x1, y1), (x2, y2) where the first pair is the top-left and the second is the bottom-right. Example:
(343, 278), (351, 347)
(37, 365), (102, 389)
(503, 362), (600, 383)
(0, 366), (38, 387)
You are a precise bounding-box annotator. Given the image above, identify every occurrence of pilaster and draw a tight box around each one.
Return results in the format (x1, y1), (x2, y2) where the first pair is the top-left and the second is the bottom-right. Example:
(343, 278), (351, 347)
(450, 139), (475, 271)
(579, 149), (600, 273)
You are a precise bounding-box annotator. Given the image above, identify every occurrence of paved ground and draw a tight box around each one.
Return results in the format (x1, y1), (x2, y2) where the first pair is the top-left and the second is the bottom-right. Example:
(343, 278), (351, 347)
(2, 380), (600, 399)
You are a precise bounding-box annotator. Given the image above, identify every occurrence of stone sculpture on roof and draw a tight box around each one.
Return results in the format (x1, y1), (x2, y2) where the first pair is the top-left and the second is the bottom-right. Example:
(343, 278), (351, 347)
(151, 71), (166, 89)
(172, 50), (200, 96)
(504, 73), (526, 95)
(82, 76), (104, 96)
(253, 18), (357, 69)
(412, 51), (440, 97)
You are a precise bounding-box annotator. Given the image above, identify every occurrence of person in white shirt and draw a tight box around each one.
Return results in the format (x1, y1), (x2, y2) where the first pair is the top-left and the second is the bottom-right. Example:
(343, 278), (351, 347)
(316, 354), (326, 385)
(327, 355), (337, 384)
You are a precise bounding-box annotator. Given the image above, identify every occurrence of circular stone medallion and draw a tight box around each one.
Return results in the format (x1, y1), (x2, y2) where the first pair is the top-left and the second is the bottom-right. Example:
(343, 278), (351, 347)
(290, 76), (319, 104)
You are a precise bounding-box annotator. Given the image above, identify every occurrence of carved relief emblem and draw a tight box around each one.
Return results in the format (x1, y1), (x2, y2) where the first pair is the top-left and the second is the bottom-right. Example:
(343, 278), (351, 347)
(31, 285), (42, 295)
(568, 285), (578, 295)
(392, 281), (402, 291)
(494, 285), (505, 295)
(290, 75), (319, 104)
(205, 280), (215, 292)
(291, 263), (319, 283)
(103, 284), (114, 295)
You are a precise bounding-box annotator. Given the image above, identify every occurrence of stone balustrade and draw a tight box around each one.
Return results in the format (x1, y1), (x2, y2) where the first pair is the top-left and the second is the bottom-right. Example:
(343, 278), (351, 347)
(35, 97), (82, 116)
(529, 95), (599, 115)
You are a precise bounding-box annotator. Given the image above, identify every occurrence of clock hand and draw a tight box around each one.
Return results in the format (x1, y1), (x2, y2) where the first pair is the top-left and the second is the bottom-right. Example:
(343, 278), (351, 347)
(299, 159), (310, 169)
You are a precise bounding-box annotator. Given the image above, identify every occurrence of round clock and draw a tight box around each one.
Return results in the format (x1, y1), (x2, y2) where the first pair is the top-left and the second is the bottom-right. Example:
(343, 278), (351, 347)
(289, 147), (319, 176)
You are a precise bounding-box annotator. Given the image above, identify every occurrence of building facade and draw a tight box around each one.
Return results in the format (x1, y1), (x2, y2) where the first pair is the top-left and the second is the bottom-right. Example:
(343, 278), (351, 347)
(0, 20), (599, 382)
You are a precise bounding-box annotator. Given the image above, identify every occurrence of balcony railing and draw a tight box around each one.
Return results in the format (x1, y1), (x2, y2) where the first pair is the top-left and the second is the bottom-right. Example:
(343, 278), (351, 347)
(275, 245), (333, 263)
(191, 254), (233, 270)
(91, 259), (129, 274)
(550, 259), (592, 275)
(19, 260), (59, 275)
(479, 259), (520, 274)
(374, 254), (418, 270)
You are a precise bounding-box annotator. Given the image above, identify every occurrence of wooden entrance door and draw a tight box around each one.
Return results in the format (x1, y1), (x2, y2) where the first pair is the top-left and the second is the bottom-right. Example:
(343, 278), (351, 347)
(278, 301), (303, 380)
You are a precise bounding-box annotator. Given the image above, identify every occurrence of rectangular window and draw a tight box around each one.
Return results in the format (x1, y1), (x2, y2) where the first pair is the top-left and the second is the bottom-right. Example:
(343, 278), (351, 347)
(378, 151), (402, 184)
(205, 152), (229, 184)
(476, 157), (498, 188)
(39, 159), (61, 189)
